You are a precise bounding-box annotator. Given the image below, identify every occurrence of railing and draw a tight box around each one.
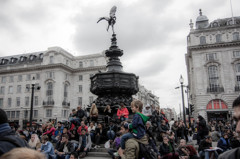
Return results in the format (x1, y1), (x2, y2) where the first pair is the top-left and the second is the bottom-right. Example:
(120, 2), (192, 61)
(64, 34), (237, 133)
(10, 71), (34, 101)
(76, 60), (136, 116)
(207, 86), (224, 93)
(235, 85), (240, 91)
(43, 100), (54, 106)
(62, 101), (70, 107)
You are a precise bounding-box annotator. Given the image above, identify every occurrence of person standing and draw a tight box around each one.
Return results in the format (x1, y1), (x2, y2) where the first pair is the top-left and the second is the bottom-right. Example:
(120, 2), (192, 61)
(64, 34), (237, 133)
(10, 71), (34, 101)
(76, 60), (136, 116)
(197, 115), (208, 145)
(0, 109), (28, 156)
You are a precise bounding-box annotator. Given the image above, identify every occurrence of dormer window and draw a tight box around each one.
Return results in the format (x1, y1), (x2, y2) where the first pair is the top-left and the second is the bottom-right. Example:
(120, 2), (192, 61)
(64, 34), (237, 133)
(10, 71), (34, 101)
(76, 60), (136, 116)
(30, 55), (34, 60)
(216, 34), (222, 43)
(200, 36), (206, 45)
(39, 53), (43, 59)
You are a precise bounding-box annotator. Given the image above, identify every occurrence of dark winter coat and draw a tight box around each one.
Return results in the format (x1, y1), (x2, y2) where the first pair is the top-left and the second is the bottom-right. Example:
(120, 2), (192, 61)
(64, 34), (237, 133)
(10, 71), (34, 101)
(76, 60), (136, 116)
(0, 123), (28, 156)
(55, 141), (75, 155)
(198, 139), (212, 152)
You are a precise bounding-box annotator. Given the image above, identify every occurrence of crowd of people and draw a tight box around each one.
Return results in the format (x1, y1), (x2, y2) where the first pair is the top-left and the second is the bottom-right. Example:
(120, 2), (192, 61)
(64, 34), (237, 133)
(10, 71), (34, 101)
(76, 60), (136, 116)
(1, 96), (240, 159)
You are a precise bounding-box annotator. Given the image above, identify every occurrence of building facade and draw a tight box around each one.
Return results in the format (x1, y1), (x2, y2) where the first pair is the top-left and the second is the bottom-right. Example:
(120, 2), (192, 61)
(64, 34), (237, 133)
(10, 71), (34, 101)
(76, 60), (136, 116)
(186, 10), (240, 121)
(0, 46), (160, 128)
(0, 47), (107, 128)
(133, 84), (160, 107)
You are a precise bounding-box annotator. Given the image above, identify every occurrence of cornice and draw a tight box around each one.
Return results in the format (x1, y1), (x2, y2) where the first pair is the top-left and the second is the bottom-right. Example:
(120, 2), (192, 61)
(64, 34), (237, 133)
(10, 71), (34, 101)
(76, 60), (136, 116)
(188, 41), (240, 51)
(0, 63), (106, 75)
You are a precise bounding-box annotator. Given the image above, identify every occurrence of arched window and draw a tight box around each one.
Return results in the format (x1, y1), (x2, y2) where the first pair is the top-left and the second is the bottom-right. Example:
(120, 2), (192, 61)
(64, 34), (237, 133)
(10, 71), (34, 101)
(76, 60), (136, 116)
(208, 65), (219, 92)
(233, 32), (239, 41)
(216, 34), (222, 43)
(64, 84), (68, 101)
(46, 82), (53, 102)
(200, 36), (206, 45)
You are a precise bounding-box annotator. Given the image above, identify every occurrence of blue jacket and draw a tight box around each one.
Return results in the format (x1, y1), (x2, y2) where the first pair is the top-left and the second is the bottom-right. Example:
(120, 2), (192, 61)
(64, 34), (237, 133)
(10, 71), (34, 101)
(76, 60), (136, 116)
(217, 137), (230, 151)
(54, 126), (64, 136)
(41, 141), (55, 158)
(127, 112), (149, 139)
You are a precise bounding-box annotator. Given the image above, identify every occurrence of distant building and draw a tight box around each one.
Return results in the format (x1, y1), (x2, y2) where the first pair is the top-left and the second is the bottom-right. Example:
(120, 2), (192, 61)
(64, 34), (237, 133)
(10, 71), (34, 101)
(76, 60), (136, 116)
(133, 85), (159, 106)
(186, 9), (240, 121)
(0, 47), (107, 128)
(161, 108), (177, 121)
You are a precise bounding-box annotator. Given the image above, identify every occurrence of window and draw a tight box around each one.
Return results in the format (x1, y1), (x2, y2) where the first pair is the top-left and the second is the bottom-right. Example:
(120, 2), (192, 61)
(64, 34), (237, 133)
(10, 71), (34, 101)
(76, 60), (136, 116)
(237, 76), (240, 86)
(0, 98), (3, 107)
(0, 86), (5, 94)
(17, 85), (21, 93)
(46, 72), (54, 79)
(11, 111), (15, 118)
(16, 111), (20, 118)
(50, 56), (54, 64)
(79, 75), (83, 81)
(216, 34), (222, 43)
(79, 85), (82, 93)
(24, 110), (28, 118)
(16, 97), (20, 107)
(6, 111), (10, 118)
(8, 98), (12, 107)
(46, 109), (52, 117)
(200, 36), (206, 45)
(34, 110), (38, 118)
(208, 65), (219, 89)
(25, 97), (29, 106)
(89, 60), (94, 67)
(79, 61), (83, 68)
(233, 32), (239, 41)
(66, 60), (69, 65)
(233, 51), (240, 58)
(89, 96), (94, 104)
(47, 82), (53, 102)
(206, 53), (217, 61)
(9, 76), (14, 83)
(1, 76), (6, 83)
(62, 110), (68, 118)
(26, 74), (31, 81)
(35, 83), (40, 91)
(65, 73), (68, 80)
(36, 73), (40, 80)
(18, 75), (22, 82)
(26, 84), (30, 92)
(34, 96), (38, 106)
(78, 97), (82, 106)
(8, 86), (13, 94)
(64, 84), (68, 101)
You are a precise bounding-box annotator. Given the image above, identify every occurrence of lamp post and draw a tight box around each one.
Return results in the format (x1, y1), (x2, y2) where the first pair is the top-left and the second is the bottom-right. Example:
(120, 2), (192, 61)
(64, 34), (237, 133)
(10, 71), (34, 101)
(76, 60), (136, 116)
(179, 75), (186, 126)
(29, 77), (36, 128)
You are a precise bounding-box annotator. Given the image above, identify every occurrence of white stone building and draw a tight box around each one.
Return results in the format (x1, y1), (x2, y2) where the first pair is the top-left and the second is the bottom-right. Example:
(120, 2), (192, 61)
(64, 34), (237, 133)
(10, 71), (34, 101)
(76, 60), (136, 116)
(186, 10), (240, 121)
(133, 84), (160, 107)
(0, 47), (107, 128)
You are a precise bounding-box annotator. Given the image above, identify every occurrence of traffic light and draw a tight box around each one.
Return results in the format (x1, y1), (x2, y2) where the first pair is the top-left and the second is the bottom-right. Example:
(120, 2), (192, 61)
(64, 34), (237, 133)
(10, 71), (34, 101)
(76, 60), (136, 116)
(186, 108), (189, 115)
(190, 104), (194, 114)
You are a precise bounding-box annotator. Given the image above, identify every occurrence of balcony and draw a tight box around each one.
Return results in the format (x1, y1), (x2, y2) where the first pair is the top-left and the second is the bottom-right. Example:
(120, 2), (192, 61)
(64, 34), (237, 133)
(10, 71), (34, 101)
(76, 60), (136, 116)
(207, 86), (224, 93)
(62, 101), (70, 107)
(235, 85), (240, 91)
(43, 100), (54, 106)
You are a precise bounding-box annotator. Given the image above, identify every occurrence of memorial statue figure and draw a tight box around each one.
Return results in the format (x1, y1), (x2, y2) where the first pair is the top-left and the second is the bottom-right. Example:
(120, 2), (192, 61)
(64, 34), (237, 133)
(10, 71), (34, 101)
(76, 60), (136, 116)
(97, 6), (117, 33)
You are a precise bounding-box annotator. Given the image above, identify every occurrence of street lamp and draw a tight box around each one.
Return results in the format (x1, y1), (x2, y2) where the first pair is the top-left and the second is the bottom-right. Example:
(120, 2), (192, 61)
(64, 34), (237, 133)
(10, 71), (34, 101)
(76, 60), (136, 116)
(29, 76), (40, 128)
(185, 86), (191, 125)
(175, 75), (187, 126)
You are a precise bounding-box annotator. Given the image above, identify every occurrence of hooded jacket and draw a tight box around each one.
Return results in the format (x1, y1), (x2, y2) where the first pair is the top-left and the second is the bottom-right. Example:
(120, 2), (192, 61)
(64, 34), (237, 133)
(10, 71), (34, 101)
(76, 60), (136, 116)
(127, 112), (149, 139)
(0, 123), (28, 156)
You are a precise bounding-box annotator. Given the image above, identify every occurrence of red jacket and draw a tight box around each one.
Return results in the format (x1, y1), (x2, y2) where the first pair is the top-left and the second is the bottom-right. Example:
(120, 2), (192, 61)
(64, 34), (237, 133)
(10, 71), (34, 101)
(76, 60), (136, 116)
(77, 125), (88, 135)
(117, 107), (129, 119)
(43, 127), (56, 136)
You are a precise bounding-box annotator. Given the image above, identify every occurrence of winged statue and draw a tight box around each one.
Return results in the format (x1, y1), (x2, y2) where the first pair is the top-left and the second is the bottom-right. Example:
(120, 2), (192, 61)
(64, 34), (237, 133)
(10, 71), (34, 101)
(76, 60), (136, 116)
(97, 6), (117, 33)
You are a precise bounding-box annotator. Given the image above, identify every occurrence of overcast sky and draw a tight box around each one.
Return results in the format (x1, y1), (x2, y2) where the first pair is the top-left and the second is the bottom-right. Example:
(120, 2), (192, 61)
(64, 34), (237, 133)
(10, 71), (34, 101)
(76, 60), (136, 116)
(0, 0), (240, 114)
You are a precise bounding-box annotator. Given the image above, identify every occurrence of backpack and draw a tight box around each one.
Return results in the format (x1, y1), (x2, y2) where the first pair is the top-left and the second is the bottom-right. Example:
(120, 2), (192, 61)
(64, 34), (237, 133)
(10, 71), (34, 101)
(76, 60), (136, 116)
(138, 143), (158, 159)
